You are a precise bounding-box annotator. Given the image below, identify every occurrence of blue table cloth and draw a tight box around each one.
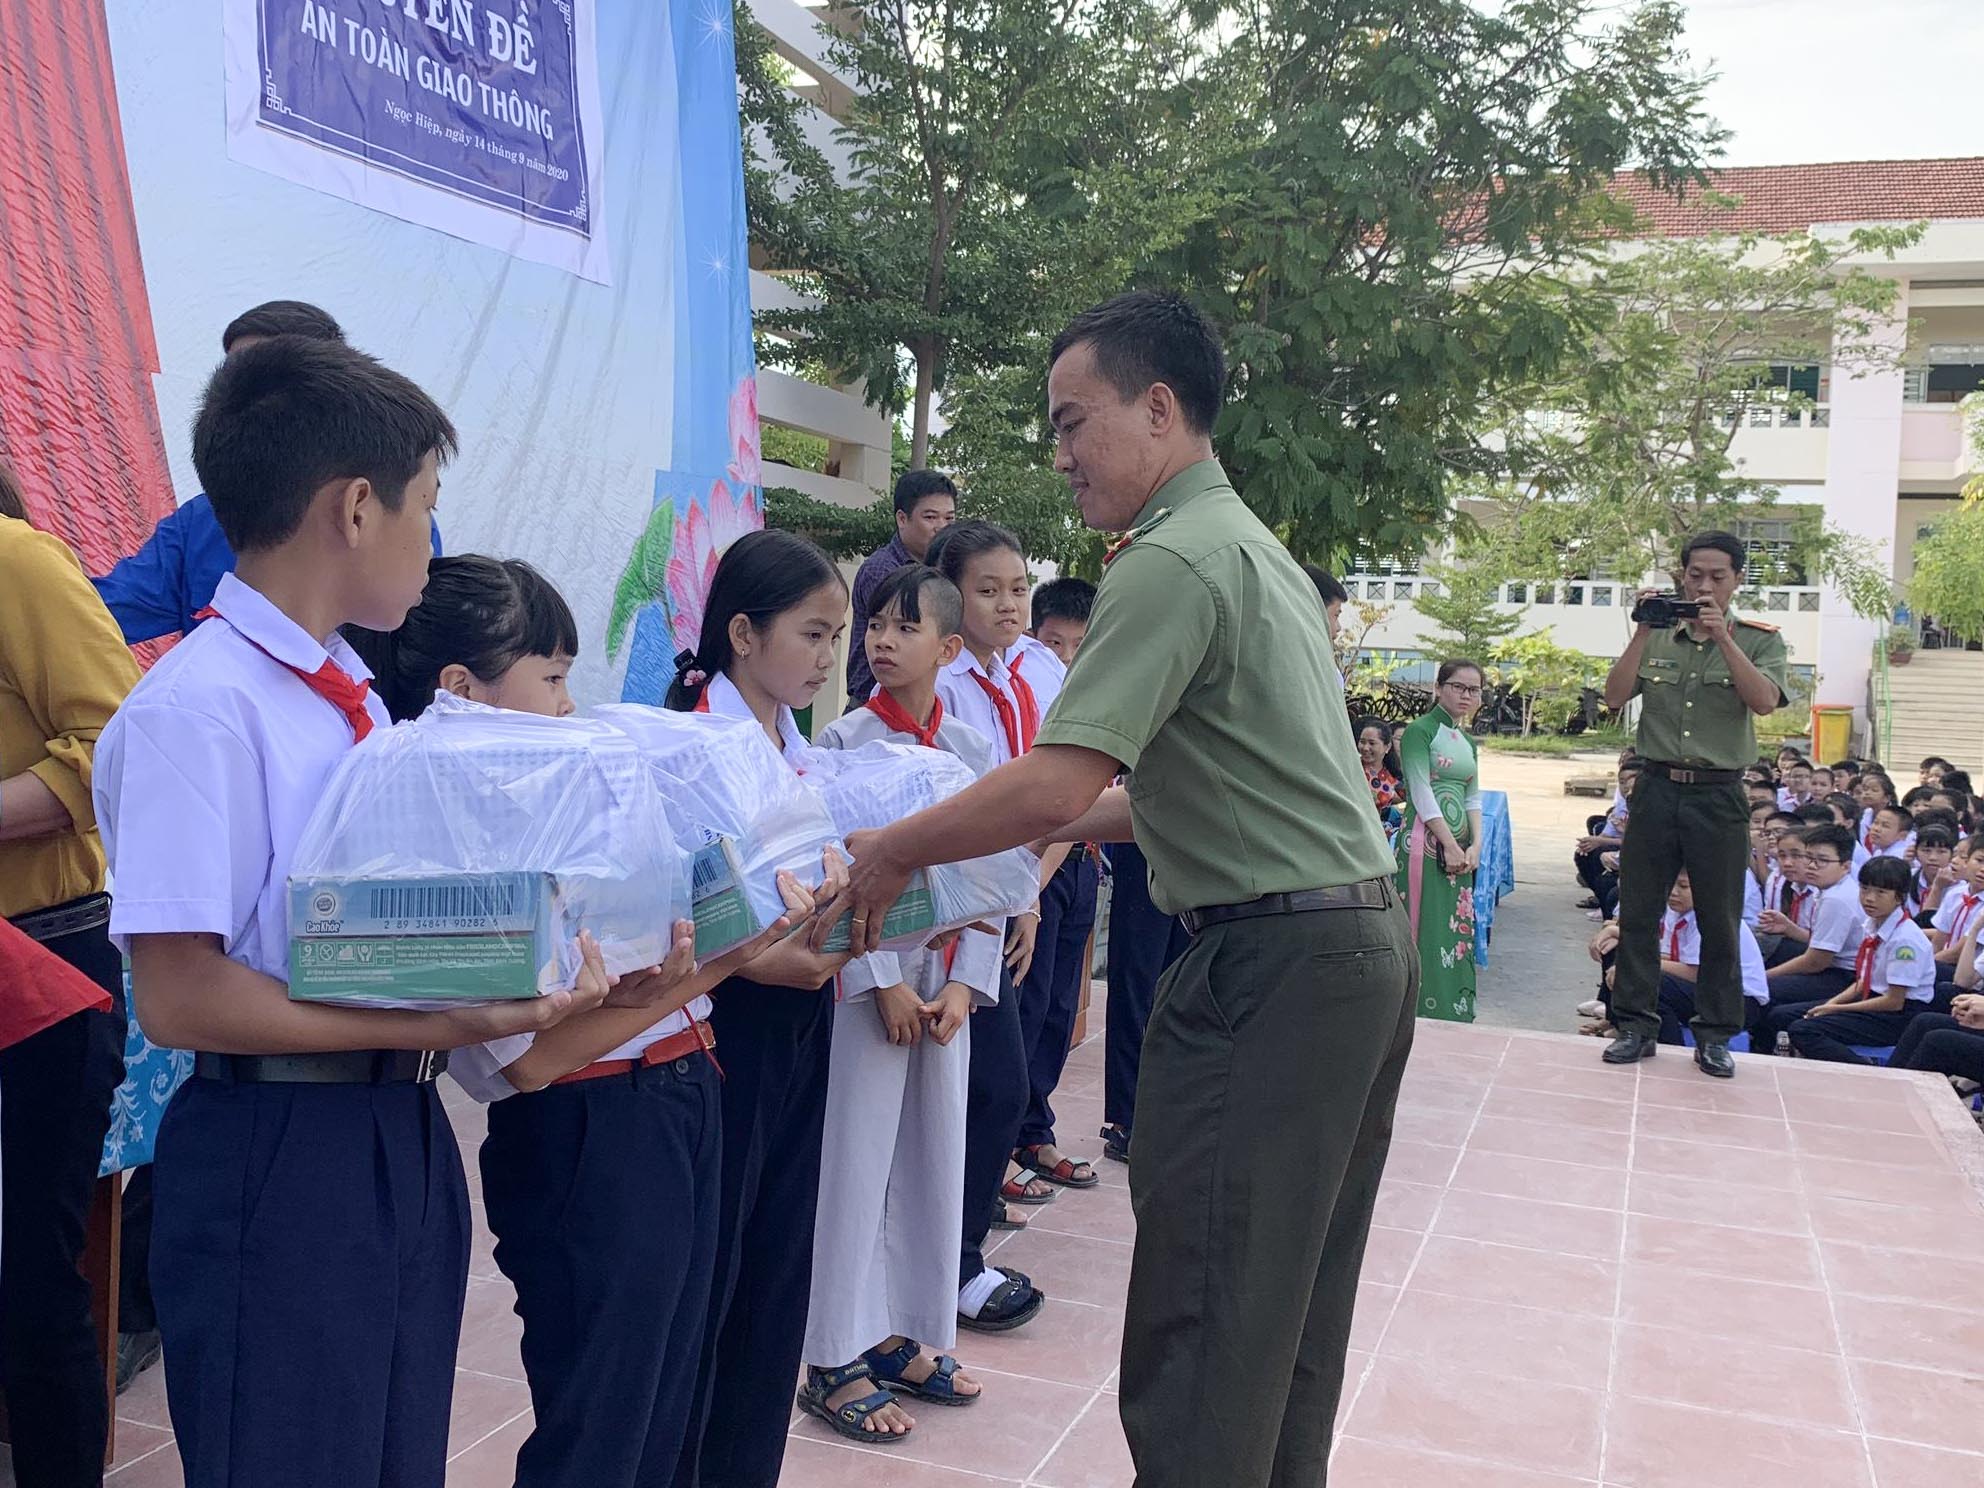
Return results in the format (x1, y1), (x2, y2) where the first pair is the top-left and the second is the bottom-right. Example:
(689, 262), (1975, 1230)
(1473, 789), (1514, 967)
(100, 967), (191, 1177)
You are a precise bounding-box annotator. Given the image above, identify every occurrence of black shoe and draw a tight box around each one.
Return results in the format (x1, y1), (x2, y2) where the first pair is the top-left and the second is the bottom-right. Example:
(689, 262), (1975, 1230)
(1694, 1040), (1737, 1079)
(1601, 1031), (1657, 1065)
(116, 1329), (161, 1395)
(1099, 1123), (1130, 1164)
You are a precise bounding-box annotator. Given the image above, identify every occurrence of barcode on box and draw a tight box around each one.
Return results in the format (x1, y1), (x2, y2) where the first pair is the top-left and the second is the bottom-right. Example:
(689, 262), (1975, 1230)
(692, 841), (740, 901)
(368, 881), (519, 921)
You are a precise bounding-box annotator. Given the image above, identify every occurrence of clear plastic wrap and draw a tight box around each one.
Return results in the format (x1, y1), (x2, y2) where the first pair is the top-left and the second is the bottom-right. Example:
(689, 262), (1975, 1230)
(592, 704), (845, 959)
(287, 693), (688, 1007)
(802, 739), (1042, 949)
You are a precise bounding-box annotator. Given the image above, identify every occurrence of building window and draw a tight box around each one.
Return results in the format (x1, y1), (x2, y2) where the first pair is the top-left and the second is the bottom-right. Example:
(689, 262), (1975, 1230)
(1535, 584), (1555, 605)
(1566, 584), (1584, 606)
(1767, 590), (1791, 611)
(1393, 581), (1414, 600)
(1798, 591), (1820, 612)
(1592, 585), (1613, 607)
(1506, 582), (1527, 604)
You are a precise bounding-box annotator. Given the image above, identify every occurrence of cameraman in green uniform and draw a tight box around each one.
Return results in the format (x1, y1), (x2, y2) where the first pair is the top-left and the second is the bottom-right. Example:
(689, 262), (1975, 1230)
(1602, 532), (1788, 1077)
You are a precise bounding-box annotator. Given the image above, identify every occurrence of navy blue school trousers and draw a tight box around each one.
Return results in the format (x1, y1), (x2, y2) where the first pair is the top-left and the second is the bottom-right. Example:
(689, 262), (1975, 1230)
(482, 1052), (722, 1488)
(1016, 850), (1100, 1151)
(674, 978), (831, 1488)
(961, 967), (1026, 1289)
(151, 1076), (469, 1488)
(1749, 968), (1856, 1053)
(1102, 842), (1190, 1140)
(1786, 1002), (1930, 1063)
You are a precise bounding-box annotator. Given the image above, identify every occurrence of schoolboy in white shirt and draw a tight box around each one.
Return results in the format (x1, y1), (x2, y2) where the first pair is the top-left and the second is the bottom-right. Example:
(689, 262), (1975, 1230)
(1756, 825), (1863, 1051)
(1784, 856), (1938, 1063)
(91, 341), (605, 1486)
(1652, 870), (1769, 1046)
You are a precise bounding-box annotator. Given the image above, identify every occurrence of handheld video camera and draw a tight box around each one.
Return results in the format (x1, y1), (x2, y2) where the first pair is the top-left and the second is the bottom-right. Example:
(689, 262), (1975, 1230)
(1630, 593), (1704, 627)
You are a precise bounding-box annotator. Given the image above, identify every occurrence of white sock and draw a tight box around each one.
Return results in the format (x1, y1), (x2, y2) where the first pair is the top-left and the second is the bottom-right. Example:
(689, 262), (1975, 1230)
(958, 1267), (1006, 1317)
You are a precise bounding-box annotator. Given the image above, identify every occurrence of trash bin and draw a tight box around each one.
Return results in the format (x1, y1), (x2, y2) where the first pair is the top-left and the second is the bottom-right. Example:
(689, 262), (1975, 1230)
(1811, 704), (1854, 763)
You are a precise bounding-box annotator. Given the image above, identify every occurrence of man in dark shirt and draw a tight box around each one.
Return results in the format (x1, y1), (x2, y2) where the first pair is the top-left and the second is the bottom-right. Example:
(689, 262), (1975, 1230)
(844, 468), (957, 704)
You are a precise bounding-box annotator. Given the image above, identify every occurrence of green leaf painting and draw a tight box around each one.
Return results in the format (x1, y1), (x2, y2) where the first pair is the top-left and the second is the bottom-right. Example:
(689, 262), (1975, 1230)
(609, 498), (675, 660)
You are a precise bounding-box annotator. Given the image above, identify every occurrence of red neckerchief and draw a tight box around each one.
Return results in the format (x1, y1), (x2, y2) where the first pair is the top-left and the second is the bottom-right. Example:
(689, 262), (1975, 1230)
(1853, 931), (1882, 989)
(969, 656), (1040, 758)
(865, 689), (944, 749)
(1950, 892), (1981, 941)
(1666, 916), (1684, 961)
(193, 605), (373, 742)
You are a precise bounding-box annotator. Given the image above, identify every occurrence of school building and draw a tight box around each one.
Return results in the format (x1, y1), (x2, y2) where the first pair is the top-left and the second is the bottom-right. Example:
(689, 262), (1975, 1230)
(1345, 157), (1984, 767)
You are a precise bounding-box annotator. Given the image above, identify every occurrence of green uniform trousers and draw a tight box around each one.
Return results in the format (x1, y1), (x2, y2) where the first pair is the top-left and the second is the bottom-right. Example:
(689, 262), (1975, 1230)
(1611, 769), (1750, 1043)
(1119, 884), (1416, 1488)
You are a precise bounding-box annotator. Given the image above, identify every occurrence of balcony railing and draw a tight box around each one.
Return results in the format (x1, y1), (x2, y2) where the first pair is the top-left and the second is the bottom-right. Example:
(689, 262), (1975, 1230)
(1717, 404), (1830, 430)
(1342, 575), (1824, 615)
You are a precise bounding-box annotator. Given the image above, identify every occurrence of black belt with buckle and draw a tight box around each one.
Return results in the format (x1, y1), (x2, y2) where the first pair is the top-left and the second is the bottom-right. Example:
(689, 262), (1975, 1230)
(1180, 878), (1392, 936)
(193, 1050), (449, 1085)
(9, 892), (112, 944)
(1642, 760), (1743, 786)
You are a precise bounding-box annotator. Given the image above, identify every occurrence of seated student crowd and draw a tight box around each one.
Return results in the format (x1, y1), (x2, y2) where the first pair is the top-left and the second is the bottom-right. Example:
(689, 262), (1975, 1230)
(78, 329), (1159, 1487)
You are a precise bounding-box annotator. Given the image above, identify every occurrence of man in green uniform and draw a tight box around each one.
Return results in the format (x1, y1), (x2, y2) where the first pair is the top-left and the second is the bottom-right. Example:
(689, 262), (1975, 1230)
(825, 291), (1415, 1487)
(1602, 532), (1788, 1077)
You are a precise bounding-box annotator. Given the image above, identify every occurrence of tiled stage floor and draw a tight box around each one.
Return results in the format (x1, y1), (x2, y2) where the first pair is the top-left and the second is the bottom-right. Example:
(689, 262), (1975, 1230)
(75, 1012), (1984, 1487)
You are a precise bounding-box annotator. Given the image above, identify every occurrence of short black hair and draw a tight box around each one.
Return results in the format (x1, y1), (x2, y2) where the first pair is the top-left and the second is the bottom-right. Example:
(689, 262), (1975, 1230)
(1921, 755), (1954, 772)
(925, 519), (1023, 586)
(1031, 576), (1095, 631)
(1941, 769), (1975, 796)
(220, 299), (344, 352)
(1617, 758), (1644, 775)
(1305, 564), (1349, 607)
(1680, 531), (1746, 573)
(1916, 822), (1959, 852)
(1858, 855), (1912, 895)
(1050, 290), (1225, 436)
(192, 336), (457, 553)
(1875, 801), (1914, 828)
(868, 562), (963, 639)
(342, 555), (578, 723)
(1901, 785), (1937, 808)
(1767, 810), (1801, 828)
(1794, 802), (1837, 826)
(893, 468), (957, 519)
(1749, 797), (1777, 818)
(1800, 823), (1855, 861)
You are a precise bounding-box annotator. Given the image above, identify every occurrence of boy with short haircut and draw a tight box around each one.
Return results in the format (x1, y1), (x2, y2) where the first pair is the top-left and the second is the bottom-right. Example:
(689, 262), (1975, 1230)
(1651, 870), (1769, 1045)
(1810, 765), (1835, 797)
(1930, 836), (1984, 966)
(1910, 823), (1959, 922)
(804, 563), (1001, 1431)
(1029, 576), (1096, 667)
(1756, 825), (1864, 1043)
(92, 339), (603, 1485)
(1778, 759), (1814, 810)
(847, 469), (960, 703)
(1781, 857), (1938, 1063)
(1867, 803), (1915, 861)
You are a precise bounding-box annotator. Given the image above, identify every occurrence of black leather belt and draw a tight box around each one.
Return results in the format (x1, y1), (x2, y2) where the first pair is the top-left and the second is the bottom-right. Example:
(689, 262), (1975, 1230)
(1180, 879), (1392, 936)
(1642, 760), (1743, 785)
(193, 1050), (448, 1085)
(9, 892), (111, 944)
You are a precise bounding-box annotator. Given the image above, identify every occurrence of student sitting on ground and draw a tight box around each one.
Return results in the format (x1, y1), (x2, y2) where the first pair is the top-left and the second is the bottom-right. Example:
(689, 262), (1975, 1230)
(1646, 870), (1770, 1046)
(1778, 856), (1938, 1064)
(1574, 757), (1639, 914)
(1889, 990), (1984, 1091)
(1754, 825), (1865, 1050)
(1777, 758), (1814, 811)
(1866, 802), (1915, 863)
(1810, 765), (1836, 798)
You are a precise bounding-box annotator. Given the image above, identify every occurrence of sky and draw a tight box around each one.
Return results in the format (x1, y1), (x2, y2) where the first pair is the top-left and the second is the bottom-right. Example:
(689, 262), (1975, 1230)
(1680, 0), (1984, 166)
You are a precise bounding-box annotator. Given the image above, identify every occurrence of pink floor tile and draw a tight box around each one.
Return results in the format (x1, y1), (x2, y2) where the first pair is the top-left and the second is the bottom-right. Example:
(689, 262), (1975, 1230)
(114, 1357), (173, 1433)
(101, 1441), (183, 1486)
(1404, 1233), (1617, 1318)
(455, 1276), (526, 1383)
(1807, 1194), (1984, 1255)
(1820, 1239), (1984, 1307)
(1635, 1077), (1788, 1119)
(1636, 1103), (1795, 1151)
(1624, 1170), (1812, 1234)
(1371, 1179), (1444, 1230)
(1779, 1092), (1935, 1136)
(954, 1298), (1123, 1390)
(1625, 1213), (1825, 1287)
(774, 1435), (1023, 1486)
(1629, 1132), (1804, 1190)
(1430, 1188), (1625, 1259)
(1381, 1139), (1463, 1188)
(1464, 1114), (1627, 1168)
(445, 1369), (533, 1459)
(1613, 1321), (1856, 1430)
(1798, 1154), (1984, 1211)
(1791, 1121), (1956, 1170)
(1449, 1148), (1630, 1210)
(1330, 1437), (1599, 1488)
(981, 1227), (1134, 1309)
(1347, 1282), (1400, 1353)
(1356, 1224), (1425, 1286)
(1023, 1181), (1137, 1244)
(1344, 1355), (1605, 1480)
(1617, 1263), (1840, 1354)
(1849, 1360), (1984, 1455)
(1378, 1289), (1612, 1389)
(1835, 1294), (1984, 1373)
(445, 1411), (534, 1487)
(1027, 1397), (1133, 1488)
(1602, 1396), (1873, 1488)
(106, 1422), (175, 1474)
(1479, 1087), (1635, 1134)
(1490, 1061), (1638, 1103)
(1863, 1436), (1984, 1487)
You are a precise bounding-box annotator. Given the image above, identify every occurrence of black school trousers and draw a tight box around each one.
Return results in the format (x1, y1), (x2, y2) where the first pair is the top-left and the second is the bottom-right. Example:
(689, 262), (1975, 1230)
(0, 915), (125, 1488)
(483, 1051), (722, 1488)
(675, 978), (831, 1488)
(960, 966), (1027, 1289)
(1017, 851), (1100, 1151)
(1892, 1013), (1984, 1082)
(1102, 843), (1190, 1140)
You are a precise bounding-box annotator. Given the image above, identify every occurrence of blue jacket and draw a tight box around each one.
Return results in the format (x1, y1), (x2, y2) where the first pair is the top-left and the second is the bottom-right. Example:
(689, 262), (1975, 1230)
(93, 493), (443, 644)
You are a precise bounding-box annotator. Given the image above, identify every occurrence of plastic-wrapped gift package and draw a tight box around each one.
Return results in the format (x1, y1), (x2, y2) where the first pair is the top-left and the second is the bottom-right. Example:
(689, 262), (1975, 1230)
(802, 739), (1041, 951)
(287, 693), (688, 1007)
(592, 704), (844, 959)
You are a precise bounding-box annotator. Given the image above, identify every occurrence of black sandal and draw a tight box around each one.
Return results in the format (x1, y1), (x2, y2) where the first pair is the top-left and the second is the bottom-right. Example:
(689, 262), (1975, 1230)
(1099, 1124), (1130, 1164)
(863, 1339), (979, 1407)
(958, 1270), (1045, 1333)
(796, 1361), (912, 1444)
(990, 1197), (1029, 1231)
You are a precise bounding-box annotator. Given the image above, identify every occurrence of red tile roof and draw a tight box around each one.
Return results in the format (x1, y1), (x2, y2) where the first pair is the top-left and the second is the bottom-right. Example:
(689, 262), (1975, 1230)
(1610, 158), (1984, 236)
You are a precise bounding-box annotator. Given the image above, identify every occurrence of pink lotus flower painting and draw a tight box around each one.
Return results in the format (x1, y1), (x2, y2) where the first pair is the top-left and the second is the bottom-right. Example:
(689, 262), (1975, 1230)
(727, 375), (761, 488)
(664, 478), (762, 654)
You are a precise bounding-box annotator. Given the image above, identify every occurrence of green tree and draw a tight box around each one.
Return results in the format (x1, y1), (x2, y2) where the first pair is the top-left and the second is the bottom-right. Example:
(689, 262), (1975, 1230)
(1162, 0), (1721, 563)
(1464, 216), (1923, 600)
(1413, 558), (1521, 661)
(1491, 628), (1603, 736)
(739, 0), (1205, 469)
(1907, 393), (1984, 642)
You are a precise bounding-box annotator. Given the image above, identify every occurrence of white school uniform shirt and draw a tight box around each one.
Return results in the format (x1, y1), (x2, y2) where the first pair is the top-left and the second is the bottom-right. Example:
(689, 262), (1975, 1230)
(1741, 873), (1762, 928)
(453, 675), (794, 1101)
(1932, 886), (1984, 945)
(94, 573), (392, 977)
(814, 702), (1005, 1005)
(1659, 908), (1769, 1005)
(1857, 907), (1937, 1001)
(1807, 876), (1871, 974)
(934, 635), (1067, 770)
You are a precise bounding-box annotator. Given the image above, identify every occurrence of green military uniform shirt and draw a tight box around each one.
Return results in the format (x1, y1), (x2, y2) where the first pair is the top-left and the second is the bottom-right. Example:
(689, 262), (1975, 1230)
(1034, 460), (1393, 916)
(1630, 613), (1790, 769)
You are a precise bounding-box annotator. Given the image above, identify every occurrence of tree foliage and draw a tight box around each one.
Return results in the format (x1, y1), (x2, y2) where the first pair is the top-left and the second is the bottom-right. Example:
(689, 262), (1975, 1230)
(1413, 559), (1521, 661)
(1491, 628), (1603, 737)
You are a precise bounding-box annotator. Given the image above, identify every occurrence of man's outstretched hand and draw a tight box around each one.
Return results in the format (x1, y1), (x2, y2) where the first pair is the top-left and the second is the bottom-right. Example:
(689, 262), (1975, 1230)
(812, 826), (916, 955)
